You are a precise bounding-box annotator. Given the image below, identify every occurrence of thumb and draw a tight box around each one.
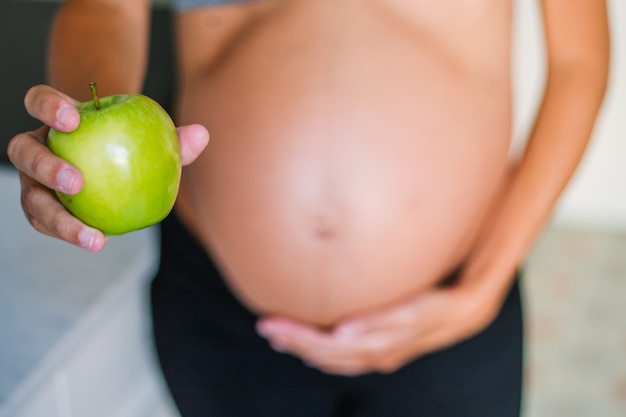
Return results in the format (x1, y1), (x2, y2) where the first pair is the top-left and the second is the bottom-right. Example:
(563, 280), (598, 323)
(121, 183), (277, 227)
(176, 124), (209, 165)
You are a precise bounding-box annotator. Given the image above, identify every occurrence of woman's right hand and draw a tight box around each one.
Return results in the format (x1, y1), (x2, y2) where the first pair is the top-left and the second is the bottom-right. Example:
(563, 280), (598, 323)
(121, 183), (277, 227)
(7, 85), (209, 252)
(7, 85), (105, 251)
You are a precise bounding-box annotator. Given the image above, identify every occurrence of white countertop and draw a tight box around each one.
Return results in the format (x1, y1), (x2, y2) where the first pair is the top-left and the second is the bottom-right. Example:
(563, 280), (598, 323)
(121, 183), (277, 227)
(0, 165), (160, 415)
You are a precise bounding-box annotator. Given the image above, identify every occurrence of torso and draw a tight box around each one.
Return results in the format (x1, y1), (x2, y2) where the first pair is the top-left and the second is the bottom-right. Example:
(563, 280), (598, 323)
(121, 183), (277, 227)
(173, 0), (513, 325)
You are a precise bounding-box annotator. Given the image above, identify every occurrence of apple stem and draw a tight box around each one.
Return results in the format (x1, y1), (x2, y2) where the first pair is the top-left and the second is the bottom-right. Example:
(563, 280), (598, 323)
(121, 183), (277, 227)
(89, 82), (101, 110)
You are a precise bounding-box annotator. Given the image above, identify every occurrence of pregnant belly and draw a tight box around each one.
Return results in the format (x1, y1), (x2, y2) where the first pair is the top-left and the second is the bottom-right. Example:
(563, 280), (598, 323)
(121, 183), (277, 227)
(178, 101), (510, 324)
(175, 12), (511, 326)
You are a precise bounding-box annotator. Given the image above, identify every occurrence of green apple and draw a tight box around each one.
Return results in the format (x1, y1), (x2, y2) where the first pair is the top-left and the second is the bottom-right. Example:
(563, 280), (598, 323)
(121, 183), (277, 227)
(47, 83), (181, 236)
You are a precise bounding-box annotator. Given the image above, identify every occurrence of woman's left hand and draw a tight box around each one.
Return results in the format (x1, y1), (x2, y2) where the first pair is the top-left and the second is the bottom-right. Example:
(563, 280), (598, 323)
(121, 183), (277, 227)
(256, 278), (504, 376)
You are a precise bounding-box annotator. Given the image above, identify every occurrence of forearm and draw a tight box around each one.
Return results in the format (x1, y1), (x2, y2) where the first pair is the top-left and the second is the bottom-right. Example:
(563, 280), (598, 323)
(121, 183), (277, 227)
(463, 52), (610, 302)
(47, 0), (150, 100)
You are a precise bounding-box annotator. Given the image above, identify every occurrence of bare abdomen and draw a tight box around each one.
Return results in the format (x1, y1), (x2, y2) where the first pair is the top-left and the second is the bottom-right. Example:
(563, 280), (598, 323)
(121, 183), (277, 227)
(174, 3), (512, 325)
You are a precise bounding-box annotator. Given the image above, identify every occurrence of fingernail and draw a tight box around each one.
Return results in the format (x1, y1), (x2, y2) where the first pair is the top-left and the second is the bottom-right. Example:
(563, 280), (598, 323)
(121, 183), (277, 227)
(78, 228), (96, 251)
(56, 105), (75, 130)
(256, 322), (271, 338)
(57, 168), (76, 193)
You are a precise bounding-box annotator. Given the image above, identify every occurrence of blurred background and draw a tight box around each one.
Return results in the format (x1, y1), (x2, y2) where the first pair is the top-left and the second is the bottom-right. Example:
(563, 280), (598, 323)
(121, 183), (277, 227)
(0, 0), (624, 416)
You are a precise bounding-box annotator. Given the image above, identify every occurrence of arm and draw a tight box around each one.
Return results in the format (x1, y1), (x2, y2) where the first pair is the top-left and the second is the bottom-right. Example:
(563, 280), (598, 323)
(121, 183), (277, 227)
(255, 0), (611, 375)
(461, 0), (611, 307)
(48, 0), (151, 98)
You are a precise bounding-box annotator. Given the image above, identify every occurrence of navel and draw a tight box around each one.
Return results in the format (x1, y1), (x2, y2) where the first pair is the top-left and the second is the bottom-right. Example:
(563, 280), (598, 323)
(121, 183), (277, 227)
(312, 210), (339, 241)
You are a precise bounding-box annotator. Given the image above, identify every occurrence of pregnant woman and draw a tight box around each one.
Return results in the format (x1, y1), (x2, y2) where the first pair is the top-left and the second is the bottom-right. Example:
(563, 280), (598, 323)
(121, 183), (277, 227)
(8, 0), (609, 416)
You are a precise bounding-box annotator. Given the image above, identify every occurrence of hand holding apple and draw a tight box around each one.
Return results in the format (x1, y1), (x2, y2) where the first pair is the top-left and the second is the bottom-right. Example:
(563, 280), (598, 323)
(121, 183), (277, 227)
(46, 83), (181, 235)
(8, 84), (208, 250)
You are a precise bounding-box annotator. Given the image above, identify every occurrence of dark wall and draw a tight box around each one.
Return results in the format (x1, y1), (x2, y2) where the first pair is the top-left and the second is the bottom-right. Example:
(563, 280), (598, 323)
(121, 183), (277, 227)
(0, 0), (176, 166)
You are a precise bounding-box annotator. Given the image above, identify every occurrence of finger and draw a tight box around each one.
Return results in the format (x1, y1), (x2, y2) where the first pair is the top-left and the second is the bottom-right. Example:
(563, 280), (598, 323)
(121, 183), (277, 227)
(8, 128), (84, 194)
(257, 318), (333, 351)
(256, 318), (360, 365)
(301, 329), (410, 376)
(307, 358), (374, 376)
(176, 124), (209, 166)
(362, 289), (458, 335)
(19, 173), (107, 251)
(305, 325), (430, 376)
(392, 325), (467, 362)
(306, 294), (453, 373)
(258, 318), (391, 372)
(24, 85), (80, 132)
(258, 318), (414, 376)
(332, 292), (430, 338)
(366, 291), (498, 364)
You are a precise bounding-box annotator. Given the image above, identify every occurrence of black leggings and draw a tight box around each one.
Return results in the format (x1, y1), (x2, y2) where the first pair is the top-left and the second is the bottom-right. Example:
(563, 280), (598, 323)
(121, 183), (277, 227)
(151, 213), (524, 417)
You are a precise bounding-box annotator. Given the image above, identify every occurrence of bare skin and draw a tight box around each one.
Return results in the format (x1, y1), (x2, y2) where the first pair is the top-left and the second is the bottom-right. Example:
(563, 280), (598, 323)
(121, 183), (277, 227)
(173, 0), (512, 324)
(7, 0), (609, 375)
